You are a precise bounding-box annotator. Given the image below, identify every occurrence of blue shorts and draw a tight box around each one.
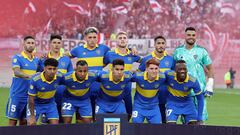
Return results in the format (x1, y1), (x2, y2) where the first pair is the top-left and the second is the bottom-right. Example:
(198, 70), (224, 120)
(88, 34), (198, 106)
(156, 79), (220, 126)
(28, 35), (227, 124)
(61, 98), (92, 118)
(6, 97), (27, 120)
(27, 102), (59, 121)
(95, 100), (126, 114)
(132, 103), (161, 124)
(166, 101), (197, 123)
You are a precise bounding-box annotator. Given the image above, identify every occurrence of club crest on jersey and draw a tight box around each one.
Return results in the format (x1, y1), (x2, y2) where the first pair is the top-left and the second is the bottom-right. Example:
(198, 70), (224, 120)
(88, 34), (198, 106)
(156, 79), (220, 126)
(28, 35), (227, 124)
(86, 83), (90, 87)
(106, 85), (110, 89)
(193, 55), (198, 60)
(96, 50), (101, 55)
(121, 84), (126, 89)
(170, 83), (174, 87)
(61, 62), (65, 67)
(154, 84), (159, 88)
(30, 85), (34, 89)
(83, 52), (87, 55)
(13, 58), (17, 63)
(41, 87), (45, 90)
(72, 85), (76, 88)
(141, 84), (144, 87)
(184, 86), (188, 91)
(165, 61), (169, 67)
(128, 57), (132, 62)
(25, 64), (28, 66)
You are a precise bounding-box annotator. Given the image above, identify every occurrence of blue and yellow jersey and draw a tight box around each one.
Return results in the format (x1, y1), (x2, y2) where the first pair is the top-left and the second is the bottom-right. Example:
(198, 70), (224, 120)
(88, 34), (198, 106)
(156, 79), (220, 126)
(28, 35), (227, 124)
(131, 72), (166, 108)
(138, 51), (175, 72)
(165, 70), (202, 102)
(97, 71), (132, 102)
(104, 48), (141, 71)
(62, 71), (97, 100)
(69, 44), (110, 70)
(39, 52), (73, 74)
(9, 51), (39, 99)
(28, 72), (63, 104)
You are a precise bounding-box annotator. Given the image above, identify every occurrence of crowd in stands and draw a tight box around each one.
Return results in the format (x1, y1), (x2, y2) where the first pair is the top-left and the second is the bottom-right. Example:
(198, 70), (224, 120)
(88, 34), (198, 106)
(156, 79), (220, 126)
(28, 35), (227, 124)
(0, 0), (240, 39)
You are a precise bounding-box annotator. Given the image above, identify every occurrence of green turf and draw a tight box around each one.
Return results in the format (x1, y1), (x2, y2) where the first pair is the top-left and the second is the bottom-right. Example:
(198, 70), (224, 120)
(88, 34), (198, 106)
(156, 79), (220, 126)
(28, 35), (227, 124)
(0, 88), (239, 127)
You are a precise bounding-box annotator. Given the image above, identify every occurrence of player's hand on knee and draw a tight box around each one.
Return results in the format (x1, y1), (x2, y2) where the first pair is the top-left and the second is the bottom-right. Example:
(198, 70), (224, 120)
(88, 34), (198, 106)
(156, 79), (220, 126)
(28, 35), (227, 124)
(28, 116), (36, 126)
(204, 78), (214, 97)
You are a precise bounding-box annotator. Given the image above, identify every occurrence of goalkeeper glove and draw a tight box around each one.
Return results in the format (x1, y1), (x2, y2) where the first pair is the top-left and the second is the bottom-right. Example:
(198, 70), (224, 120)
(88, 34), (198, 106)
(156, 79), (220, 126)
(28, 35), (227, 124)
(204, 78), (214, 97)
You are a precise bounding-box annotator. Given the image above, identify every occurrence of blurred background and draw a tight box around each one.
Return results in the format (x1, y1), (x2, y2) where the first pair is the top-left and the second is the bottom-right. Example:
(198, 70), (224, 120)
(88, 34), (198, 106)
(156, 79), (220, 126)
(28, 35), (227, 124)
(0, 0), (240, 88)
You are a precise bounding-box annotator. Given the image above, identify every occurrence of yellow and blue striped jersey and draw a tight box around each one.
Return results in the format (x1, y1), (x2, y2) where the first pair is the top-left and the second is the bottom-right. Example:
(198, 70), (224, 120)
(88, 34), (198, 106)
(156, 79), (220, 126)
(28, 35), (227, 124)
(70, 44), (110, 70)
(39, 52), (73, 74)
(62, 71), (97, 100)
(132, 72), (166, 108)
(138, 51), (175, 72)
(165, 70), (202, 102)
(104, 48), (141, 71)
(28, 72), (63, 104)
(97, 71), (132, 102)
(10, 51), (39, 99)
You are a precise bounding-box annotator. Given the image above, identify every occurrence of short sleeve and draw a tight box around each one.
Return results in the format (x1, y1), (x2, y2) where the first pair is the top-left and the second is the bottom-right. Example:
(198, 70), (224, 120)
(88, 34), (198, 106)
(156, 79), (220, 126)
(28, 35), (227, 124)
(192, 79), (202, 95)
(70, 46), (79, 58)
(12, 55), (21, 69)
(28, 79), (37, 96)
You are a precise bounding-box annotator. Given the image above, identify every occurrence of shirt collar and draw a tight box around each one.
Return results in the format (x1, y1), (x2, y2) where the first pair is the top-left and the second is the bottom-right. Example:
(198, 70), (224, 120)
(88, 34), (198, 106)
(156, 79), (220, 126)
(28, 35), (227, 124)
(151, 51), (167, 60)
(21, 51), (34, 61)
(109, 71), (124, 83)
(143, 71), (159, 82)
(83, 43), (99, 50)
(115, 48), (131, 56)
(72, 71), (88, 83)
(47, 51), (63, 60)
(174, 73), (189, 84)
(40, 72), (57, 84)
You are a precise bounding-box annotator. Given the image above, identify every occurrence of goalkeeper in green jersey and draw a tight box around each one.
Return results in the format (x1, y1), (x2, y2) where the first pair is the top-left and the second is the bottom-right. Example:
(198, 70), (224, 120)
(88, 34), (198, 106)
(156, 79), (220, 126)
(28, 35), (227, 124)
(173, 27), (214, 122)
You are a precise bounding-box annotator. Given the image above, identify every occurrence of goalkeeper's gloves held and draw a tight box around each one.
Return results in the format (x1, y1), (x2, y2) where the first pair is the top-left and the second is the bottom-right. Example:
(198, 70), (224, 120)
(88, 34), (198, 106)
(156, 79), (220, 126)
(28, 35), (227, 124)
(204, 78), (214, 97)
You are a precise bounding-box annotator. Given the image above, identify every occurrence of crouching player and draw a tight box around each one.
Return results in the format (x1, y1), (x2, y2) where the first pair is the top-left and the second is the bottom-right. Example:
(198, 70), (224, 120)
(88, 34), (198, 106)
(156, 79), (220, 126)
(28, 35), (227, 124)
(165, 60), (204, 124)
(61, 60), (97, 123)
(27, 58), (63, 125)
(95, 59), (132, 116)
(132, 58), (166, 124)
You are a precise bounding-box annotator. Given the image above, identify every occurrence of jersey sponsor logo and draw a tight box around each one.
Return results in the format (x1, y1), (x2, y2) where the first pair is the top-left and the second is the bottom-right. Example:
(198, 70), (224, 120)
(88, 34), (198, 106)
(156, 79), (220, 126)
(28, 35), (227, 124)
(96, 50), (101, 55)
(154, 84), (159, 88)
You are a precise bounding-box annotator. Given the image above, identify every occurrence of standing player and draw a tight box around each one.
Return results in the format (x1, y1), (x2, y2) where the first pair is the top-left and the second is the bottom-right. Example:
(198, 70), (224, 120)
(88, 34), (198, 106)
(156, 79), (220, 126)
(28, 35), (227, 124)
(39, 34), (73, 123)
(28, 58), (63, 125)
(104, 31), (141, 118)
(138, 36), (175, 123)
(61, 60), (97, 123)
(66, 27), (110, 120)
(6, 36), (39, 126)
(165, 60), (204, 124)
(95, 59), (132, 115)
(132, 58), (166, 124)
(173, 27), (214, 122)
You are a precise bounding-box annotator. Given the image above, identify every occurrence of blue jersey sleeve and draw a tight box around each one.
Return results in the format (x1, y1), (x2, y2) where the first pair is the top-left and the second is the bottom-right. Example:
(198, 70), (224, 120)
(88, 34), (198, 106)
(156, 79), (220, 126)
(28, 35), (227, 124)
(67, 59), (74, 72)
(38, 58), (45, 72)
(192, 80), (202, 95)
(70, 46), (80, 58)
(138, 58), (147, 72)
(103, 52), (110, 65)
(12, 55), (21, 68)
(28, 79), (37, 96)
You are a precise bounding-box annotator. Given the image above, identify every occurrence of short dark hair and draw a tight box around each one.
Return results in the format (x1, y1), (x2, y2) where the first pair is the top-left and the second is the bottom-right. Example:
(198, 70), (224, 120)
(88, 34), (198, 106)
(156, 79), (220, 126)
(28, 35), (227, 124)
(176, 60), (186, 64)
(24, 36), (35, 41)
(84, 27), (99, 35)
(50, 34), (62, 41)
(146, 58), (160, 67)
(185, 27), (196, 32)
(112, 59), (124, 67)
(154, 36), (166, 42)
(76, 60), (88, 67)
(44, 58), (59, 67)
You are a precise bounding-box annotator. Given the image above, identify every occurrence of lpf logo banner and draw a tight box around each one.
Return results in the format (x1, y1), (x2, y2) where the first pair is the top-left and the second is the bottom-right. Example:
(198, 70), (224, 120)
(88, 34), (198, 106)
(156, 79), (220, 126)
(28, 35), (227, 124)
(104, 118), (120, 135)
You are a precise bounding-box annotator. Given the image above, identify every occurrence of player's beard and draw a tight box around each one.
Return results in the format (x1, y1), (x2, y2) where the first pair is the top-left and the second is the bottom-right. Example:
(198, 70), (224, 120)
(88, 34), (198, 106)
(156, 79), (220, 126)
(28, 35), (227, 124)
(25, 46), (35, 54)
(156, 47), (165, 54)
(186, 38), (196, 46)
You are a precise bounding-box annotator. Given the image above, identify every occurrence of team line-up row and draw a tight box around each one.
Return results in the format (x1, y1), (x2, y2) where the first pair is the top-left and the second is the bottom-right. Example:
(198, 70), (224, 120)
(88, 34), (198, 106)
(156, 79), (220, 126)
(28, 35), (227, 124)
(6, 26), (214, 126)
